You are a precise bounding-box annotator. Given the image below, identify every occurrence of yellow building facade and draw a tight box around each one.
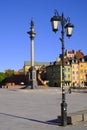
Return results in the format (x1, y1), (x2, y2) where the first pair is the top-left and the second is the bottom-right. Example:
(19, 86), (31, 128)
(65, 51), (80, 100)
(71, 62), (79, 86)
(24, 61), (50, 75)
(64, 65), (72, 88)
(46, 63), (72, 88)
(71, 60), (87, 87)
(78, 61), (87, 87)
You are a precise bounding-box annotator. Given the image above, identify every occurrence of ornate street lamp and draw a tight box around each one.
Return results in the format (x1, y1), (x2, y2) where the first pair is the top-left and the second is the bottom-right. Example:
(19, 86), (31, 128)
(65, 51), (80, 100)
(50, 10), (74, 126)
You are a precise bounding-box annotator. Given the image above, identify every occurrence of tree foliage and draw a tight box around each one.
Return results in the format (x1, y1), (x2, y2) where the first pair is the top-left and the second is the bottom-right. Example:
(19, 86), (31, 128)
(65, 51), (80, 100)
(0, 72), (5, 82)
(5, 69), (14, 77)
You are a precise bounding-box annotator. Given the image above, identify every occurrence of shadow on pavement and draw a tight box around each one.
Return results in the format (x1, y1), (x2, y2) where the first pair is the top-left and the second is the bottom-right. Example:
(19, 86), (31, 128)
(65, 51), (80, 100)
(0, 113), (60, 126)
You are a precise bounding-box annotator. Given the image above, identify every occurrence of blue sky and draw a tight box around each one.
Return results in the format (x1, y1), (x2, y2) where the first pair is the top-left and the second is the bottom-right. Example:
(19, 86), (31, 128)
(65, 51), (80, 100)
(0, 0), (87, 72)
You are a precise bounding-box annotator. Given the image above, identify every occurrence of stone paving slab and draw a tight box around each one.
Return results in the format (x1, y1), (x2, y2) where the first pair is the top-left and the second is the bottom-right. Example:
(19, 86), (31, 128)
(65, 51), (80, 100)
(0, 88), (87, 129)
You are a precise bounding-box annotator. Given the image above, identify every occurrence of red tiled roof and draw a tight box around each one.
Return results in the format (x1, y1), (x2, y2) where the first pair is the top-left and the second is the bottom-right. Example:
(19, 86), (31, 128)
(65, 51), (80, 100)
(75, 51), (84, 60)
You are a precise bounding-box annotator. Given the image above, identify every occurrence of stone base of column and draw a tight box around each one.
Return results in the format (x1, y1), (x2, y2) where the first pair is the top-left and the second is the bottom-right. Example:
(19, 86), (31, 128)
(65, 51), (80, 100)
(29, 66), (38, 89)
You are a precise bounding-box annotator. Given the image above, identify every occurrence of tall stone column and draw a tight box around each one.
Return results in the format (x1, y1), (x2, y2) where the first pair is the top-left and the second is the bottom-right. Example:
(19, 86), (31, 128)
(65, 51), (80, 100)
(27, 20), (38, 89)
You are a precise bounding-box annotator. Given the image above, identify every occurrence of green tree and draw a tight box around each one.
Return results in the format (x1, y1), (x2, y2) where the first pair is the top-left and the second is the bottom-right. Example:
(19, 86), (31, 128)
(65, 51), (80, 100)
(0, 72), (5, 82)
(5, 69), (14, 77)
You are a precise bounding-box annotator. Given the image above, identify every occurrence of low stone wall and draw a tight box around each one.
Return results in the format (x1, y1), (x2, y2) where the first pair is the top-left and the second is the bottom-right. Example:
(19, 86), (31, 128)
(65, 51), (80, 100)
(58, 110), (87, 125)
(2, 83), (25, 89)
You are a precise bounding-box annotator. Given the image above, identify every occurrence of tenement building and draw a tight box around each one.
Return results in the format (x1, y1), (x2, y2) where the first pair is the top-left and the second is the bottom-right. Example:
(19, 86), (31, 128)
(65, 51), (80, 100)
(46, 50), (87, 88)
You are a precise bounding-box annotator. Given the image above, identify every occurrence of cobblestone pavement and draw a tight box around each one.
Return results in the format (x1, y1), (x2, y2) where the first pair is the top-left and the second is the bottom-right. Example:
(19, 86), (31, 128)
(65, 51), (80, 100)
(0, 88), (87, 130)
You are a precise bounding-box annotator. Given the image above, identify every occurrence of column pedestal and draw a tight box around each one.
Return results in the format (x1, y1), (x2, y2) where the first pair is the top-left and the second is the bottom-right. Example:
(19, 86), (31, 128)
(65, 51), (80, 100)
(29, 66), (38, 89)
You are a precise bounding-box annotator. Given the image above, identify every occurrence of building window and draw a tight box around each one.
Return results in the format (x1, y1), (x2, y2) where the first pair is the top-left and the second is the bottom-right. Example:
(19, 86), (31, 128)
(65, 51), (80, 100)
(84, 70), (86, 73)
(68, 68), (70, 72)
(68, 74), (70, 78)
(73, 71), (75, 74)
(76, 71), (78, 74)
(80, 70), (83, 73)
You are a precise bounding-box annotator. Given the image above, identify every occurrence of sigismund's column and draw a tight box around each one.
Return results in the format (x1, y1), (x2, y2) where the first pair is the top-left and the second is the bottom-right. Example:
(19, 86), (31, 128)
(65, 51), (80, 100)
(27, 20), (38, 89)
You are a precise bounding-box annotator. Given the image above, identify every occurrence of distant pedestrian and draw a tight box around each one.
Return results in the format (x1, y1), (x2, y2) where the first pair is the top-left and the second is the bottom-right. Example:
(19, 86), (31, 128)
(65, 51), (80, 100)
(68, 87), (71, 94)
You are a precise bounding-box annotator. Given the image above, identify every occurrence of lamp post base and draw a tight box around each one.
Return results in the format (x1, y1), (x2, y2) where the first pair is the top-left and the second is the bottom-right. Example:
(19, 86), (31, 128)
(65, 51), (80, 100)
(61, 102), (67, 126)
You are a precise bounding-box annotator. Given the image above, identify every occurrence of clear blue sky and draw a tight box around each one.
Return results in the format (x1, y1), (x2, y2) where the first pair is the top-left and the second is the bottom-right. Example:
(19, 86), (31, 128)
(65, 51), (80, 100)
(0, 0), (87, 72)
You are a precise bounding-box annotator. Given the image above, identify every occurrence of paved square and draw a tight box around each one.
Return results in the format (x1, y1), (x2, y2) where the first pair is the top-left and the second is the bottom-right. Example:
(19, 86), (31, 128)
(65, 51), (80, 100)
(0, 88), (87, 130)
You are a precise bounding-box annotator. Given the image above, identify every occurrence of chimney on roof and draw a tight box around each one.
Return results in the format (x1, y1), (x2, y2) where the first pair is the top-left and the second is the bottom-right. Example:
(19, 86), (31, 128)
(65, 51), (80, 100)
(65, 49), (68, 55)
(73, 50), (76, 55)
(79, 50), (82, 52)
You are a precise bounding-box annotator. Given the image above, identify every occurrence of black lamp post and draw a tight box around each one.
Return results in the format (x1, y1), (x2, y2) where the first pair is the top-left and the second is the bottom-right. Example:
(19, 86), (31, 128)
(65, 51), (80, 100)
(50, 10), (74, 126)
